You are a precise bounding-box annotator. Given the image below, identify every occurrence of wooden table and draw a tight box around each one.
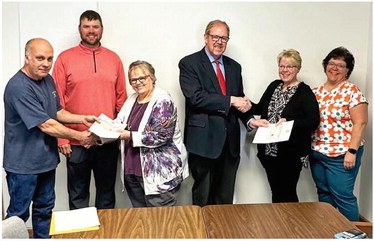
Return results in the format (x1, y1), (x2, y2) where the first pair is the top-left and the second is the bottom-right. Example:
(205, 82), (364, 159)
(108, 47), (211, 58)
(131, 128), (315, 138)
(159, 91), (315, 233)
(52, 205), (206, 239)
(202, 202), (358, 238)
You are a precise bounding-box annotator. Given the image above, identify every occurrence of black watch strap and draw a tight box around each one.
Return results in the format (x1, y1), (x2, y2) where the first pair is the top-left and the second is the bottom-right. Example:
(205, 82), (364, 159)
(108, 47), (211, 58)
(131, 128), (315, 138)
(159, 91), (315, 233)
(348, 148), (357, 154)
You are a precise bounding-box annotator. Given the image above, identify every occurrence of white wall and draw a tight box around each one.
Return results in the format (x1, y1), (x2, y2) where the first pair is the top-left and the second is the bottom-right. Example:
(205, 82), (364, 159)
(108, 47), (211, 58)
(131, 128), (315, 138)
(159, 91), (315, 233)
(1, 2), (372, 226)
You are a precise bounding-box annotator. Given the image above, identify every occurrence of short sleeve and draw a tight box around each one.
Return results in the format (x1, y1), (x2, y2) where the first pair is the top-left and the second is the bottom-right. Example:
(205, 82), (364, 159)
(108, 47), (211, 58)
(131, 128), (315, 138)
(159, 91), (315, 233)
(13, 91), (51, 130)
(349, 84), (368, 109)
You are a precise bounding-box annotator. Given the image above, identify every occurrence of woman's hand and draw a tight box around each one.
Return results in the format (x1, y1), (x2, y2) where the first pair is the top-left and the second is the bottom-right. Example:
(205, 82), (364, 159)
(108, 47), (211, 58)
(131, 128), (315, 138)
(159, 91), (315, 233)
(344, 152), (356, 170)
(117, 129), (131, 140)
(276, 118), (287, 126)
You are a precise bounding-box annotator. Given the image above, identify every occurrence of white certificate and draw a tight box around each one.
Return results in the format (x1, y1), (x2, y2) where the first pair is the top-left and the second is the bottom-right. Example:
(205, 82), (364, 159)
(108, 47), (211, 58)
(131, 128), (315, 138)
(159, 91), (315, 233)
(89, 113), (126, 143)
(253, 120), (294, 144)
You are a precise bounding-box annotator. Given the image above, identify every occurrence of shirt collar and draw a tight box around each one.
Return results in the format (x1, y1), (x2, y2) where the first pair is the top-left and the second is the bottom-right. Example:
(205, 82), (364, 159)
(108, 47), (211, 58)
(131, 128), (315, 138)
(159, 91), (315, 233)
(204, 47), (223, 65)
(79, 42), (102, 53)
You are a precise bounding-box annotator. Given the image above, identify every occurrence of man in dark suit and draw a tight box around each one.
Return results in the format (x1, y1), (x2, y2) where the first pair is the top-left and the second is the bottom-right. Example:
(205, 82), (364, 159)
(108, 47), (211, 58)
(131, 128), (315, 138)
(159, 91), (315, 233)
(179, 20), (256, 206)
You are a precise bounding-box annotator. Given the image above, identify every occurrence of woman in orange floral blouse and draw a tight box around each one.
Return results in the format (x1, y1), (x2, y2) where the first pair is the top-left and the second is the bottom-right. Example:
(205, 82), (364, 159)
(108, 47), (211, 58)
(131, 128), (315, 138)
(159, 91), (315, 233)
(310, 47), (368, 221)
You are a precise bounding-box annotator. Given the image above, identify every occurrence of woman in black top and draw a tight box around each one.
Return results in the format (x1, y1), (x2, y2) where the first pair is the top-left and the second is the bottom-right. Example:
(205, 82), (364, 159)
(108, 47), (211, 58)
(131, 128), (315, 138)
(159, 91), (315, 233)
(249, 49), (320, 203)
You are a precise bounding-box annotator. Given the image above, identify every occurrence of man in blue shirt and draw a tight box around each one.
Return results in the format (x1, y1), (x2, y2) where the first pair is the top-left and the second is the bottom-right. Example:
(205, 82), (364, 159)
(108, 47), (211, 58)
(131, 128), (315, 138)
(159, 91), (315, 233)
(3, 38), (98, 238)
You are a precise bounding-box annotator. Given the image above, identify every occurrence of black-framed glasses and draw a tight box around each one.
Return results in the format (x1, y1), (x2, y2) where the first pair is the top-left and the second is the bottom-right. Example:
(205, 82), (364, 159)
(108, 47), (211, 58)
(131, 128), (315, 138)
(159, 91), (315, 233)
(208, 34), (230, 43)
(129, 75), (150, 85)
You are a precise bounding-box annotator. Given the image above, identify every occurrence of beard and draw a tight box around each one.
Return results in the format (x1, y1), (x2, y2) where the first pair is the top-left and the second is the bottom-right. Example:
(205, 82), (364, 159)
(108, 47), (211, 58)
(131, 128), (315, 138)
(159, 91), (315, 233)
(80, 33), (102, 47)
(82, 38), (100, 47)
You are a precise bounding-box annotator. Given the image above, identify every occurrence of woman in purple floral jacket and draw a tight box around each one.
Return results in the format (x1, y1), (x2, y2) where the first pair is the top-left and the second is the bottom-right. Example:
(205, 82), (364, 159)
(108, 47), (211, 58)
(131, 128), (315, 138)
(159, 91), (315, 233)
(116, 60), (188, 207)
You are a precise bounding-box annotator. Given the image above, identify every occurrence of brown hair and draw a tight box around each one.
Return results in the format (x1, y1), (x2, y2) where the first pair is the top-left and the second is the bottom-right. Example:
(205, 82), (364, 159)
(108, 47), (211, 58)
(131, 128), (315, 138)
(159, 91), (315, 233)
(79, 10), (103, 27)
(205, 20), (230, 36)
(128, 60), (157, 83)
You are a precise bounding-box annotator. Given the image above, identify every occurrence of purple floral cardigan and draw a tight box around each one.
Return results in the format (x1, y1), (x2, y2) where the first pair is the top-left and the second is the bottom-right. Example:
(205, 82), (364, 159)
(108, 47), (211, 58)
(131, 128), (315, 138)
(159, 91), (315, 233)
(115, 87), (189, 195)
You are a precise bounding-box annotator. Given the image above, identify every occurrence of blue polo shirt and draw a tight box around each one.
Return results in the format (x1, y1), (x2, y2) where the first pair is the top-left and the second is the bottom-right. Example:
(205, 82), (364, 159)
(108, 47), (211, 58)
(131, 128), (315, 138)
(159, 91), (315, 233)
(3, 70), (62, 174)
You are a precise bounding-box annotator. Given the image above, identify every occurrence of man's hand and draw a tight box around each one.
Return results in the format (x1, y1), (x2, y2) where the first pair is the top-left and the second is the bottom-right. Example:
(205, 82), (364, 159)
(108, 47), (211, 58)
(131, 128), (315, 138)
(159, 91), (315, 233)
(82, 115), (100, 128)
(249, 119), (269, 129)
(58, 143), (72, 158)
(79, 131), (98, 148)
(242, 96), (252, 111)
(231, 96), (252, 113)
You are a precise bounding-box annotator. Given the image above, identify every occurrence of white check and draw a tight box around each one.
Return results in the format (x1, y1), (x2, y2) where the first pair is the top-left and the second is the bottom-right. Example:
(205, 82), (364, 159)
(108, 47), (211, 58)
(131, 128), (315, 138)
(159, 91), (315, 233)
(253, 120), (294, 144)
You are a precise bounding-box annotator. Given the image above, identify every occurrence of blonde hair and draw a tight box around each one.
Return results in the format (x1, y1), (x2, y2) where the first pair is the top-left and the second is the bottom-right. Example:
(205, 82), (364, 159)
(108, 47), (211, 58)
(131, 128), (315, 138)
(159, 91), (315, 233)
(277, 49), (302, 69)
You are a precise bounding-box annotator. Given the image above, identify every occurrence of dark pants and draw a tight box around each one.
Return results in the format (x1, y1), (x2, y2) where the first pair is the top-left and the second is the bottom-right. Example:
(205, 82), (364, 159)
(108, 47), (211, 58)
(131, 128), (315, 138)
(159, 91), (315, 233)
(259, 154), (302, 203)
(124, 174), (180, 207)
(6, 169), (56, 239)
(67, 141), (119, 210)
(189, 141), (240, 207)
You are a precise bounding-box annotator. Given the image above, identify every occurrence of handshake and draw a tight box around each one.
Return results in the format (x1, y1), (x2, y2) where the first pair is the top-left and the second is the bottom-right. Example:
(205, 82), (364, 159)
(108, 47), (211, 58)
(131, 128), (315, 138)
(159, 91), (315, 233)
(77, 131), (99, 148)
(231, 96), (252, 113)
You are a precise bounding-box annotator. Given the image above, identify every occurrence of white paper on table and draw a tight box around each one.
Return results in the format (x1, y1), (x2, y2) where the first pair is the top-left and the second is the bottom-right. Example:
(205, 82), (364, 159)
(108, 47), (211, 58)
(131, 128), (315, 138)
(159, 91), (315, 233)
(53, 207), (100, 232)
(253, 120), (294, 144)
(89, 113), (126, 143)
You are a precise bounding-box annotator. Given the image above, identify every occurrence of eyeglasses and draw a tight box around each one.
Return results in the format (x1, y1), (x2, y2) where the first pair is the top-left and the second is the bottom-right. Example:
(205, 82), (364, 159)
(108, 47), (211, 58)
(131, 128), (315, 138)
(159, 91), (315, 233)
(327, 61), (346, 69)
(208, 34), (230, 43)
(278, 65), (296, 70)
(129, 75), (150, 85)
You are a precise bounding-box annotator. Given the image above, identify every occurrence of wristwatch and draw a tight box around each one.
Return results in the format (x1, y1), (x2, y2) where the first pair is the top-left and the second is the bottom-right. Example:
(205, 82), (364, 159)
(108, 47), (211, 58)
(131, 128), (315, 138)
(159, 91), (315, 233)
(348, 148), (357, 154)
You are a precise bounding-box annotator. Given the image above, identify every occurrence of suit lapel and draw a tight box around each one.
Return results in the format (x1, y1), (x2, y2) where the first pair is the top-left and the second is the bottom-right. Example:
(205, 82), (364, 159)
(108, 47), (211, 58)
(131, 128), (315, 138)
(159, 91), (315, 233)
(199, 49), (224, 95)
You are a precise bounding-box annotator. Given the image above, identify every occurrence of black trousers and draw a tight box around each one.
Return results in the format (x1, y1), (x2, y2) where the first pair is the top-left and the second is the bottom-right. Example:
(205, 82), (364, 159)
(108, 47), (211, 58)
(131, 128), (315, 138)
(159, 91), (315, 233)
(124, 174), (180, 207)
(189, 140), (240, 207)
(67, 141), (119, 210)
(258, 154), (302, 203)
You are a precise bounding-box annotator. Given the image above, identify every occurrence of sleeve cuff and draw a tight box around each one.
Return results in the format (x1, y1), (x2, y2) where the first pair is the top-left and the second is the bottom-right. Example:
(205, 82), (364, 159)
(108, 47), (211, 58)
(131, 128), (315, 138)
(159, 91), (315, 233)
(131, 131), (142, 147)
(246, 118), (255, 132)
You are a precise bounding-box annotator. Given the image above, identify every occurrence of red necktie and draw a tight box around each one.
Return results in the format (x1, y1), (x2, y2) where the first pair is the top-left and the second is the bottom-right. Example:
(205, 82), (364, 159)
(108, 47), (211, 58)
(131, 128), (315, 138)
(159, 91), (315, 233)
(214, 60), (226, 95)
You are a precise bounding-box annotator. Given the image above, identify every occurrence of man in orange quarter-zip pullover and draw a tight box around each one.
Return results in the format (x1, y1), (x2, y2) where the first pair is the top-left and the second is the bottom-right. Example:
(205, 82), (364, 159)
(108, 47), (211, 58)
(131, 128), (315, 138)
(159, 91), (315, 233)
(52, 10), (127, 210)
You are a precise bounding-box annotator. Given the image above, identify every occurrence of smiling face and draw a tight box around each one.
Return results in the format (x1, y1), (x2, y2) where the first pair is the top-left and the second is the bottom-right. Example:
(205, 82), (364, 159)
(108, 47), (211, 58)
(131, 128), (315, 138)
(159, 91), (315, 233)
(278, 57), (299, 84)
(79, 18), (103, 48)
(204, 23), (229, 59)
(129, 66), (155, 99)
(325, 58), (349, 83)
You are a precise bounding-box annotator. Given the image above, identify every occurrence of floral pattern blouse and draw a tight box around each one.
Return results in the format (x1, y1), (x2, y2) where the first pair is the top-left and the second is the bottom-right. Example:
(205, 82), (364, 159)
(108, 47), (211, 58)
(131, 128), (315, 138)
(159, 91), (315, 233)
(311, 80), (368, 157)
(266, 82), (299, 157)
